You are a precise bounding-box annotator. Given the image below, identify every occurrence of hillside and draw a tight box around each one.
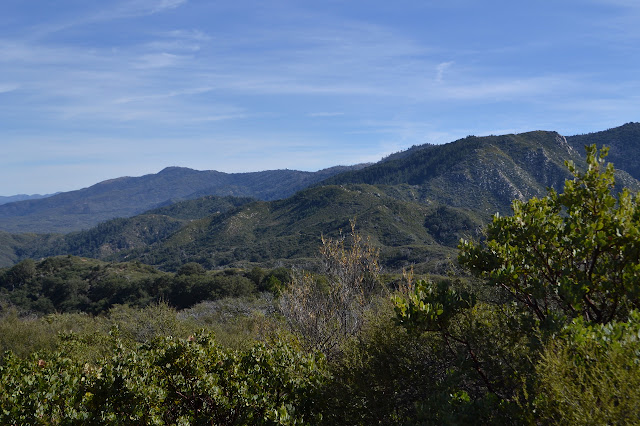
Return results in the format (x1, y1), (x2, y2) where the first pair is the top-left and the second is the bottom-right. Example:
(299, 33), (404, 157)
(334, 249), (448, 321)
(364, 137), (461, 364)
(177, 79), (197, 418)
(323, 131), (579, 214)
(99, 184), (482, 272)
(14, 196), (255, 265)
(323, 128), (640, 216)
(567, 122), (640, 180)
(0, 165), (367, 234)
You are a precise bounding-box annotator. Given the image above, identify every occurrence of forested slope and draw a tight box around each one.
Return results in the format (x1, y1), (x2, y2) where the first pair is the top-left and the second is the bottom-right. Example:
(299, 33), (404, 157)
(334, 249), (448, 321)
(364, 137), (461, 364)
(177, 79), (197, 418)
(100, 184), (482, 272)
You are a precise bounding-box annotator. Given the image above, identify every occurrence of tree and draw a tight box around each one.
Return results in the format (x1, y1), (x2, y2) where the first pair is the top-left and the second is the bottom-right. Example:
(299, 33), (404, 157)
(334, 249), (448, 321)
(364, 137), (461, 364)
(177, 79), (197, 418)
(459, 145), (640, 325)
(279, 222), (382, 358)
(3, 259), (36, 290)
(176, 262), (206, 276)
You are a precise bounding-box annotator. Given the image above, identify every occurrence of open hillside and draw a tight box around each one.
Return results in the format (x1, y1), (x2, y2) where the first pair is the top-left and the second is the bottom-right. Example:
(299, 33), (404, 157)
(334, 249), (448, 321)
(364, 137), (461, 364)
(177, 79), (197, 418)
(0, 165), (367, 234)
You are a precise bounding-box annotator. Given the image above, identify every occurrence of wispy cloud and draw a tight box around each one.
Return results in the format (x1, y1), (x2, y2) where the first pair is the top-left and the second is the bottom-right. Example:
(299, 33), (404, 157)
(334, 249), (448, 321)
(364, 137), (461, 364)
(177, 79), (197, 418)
(0, 83), (19, 94)
(95, 0), (188, 21)
(436, 61), (454, 83)
(114, 87), (214, 104)
(133, 52), (191, 69)
(26, 1), (189, 40)
(438, 75), (571, 101)
(308, 112), (345, 117)
(163, 29), (211, 41)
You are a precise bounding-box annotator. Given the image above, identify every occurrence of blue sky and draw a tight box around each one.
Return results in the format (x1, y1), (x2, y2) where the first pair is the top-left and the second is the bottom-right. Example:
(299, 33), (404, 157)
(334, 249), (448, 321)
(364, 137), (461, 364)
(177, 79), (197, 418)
(1, 0), (639, 195)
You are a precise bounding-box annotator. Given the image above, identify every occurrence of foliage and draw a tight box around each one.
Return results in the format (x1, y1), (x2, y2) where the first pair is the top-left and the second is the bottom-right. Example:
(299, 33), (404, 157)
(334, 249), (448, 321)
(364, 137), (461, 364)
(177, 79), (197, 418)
(459, 145), (640, 325)
(0, 256), (265, 315)
(392, 278), (476, 334)
(535, 311), (640, 425)
(392, 276), (535, 422)
(279, 222), (382, 358)
(178, 295), (278, 350)
(392, 144), (640, 423)
(0, 333), (327, 424)
(317, 302), (453, 424)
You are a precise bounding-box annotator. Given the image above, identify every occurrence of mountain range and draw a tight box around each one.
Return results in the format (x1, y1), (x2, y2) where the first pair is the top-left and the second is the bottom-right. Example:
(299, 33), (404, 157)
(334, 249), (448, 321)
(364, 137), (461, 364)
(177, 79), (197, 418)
(0, 193), (56, 206)
(1, 122), (639, 272)
(0, 165), (368, 234)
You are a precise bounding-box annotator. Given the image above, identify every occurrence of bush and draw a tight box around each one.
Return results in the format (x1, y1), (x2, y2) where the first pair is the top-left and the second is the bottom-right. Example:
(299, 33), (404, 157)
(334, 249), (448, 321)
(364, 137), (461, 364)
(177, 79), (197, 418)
(0, 333), (328, 424)
(279, 223), (382, 358)
(535, 311), (640, 425)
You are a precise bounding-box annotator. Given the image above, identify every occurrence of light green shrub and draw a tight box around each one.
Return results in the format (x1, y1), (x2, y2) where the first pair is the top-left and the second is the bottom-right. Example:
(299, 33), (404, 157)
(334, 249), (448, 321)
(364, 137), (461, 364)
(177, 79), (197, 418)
(535, 311), (640, 425)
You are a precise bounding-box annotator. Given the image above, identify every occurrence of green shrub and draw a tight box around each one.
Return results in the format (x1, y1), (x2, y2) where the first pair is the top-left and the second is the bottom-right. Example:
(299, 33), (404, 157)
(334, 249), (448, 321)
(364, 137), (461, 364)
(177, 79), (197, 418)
(0, 333), (327, 424)
(535, 311), (640, 425)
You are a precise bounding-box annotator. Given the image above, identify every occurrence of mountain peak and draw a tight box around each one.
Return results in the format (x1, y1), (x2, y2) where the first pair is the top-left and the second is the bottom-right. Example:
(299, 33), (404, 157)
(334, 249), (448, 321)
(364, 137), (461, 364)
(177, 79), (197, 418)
(158, 166), (197, 174)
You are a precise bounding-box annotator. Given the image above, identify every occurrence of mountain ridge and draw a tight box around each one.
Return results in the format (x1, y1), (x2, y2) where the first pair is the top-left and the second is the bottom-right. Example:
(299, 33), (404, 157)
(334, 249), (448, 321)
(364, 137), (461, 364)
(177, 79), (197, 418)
(0, 193), (57, 206)
(0, 164), (369, 234)
(2, 123), (640, 271)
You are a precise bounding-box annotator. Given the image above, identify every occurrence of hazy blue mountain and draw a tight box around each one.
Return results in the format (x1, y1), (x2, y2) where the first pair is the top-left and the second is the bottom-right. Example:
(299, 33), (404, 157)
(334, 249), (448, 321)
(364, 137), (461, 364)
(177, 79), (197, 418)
(0, 165), (368, 234)
(0, 193), (56, 206)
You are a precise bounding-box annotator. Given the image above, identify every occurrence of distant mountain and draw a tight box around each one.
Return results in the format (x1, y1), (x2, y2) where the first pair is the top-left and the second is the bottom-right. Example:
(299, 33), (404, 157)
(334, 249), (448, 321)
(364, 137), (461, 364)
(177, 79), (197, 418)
(321, 129), (640, 216)
(119, 127), (640, 271)
(0, 165), (368, 234)
(0, 193), (56, 206)
(9, 185), (479, 272)
(3, 123), (640, 272)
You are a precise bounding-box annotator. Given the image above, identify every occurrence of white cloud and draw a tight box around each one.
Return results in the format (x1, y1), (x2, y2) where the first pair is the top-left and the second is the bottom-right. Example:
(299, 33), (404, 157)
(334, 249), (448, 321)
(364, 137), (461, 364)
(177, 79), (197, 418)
(436, 61), (454, 82)
(144, 40), (201, 52)
(114, 87), (214, 104)
(163, 29), (211, 41)
(190, 113), (248, 123)
(150, 0), (188, 13)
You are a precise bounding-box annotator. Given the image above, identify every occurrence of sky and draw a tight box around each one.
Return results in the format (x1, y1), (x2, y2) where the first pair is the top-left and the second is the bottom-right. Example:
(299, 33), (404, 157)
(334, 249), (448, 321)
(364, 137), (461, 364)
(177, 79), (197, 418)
(1, 0), (639, 195)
